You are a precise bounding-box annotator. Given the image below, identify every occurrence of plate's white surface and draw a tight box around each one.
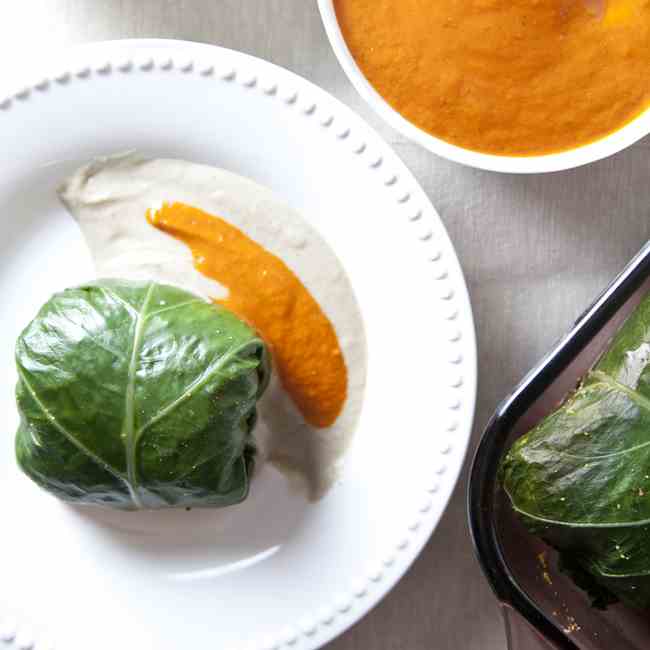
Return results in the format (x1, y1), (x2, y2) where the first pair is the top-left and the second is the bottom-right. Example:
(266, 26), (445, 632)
(0, 40), (476, 650)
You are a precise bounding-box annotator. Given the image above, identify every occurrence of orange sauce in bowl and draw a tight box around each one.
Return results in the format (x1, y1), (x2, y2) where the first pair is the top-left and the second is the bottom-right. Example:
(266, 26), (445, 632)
(333, 0), (650, 156)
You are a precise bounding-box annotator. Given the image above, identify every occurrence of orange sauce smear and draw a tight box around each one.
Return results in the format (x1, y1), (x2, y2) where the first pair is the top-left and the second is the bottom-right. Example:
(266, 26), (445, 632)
(334, 0), (650, 156)
(149, 202), (347, 428)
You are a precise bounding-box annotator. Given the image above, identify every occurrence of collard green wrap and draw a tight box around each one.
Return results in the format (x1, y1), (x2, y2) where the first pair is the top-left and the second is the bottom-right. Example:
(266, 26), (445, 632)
(15, 280), (270, 510)
(501, 296), (650, 609)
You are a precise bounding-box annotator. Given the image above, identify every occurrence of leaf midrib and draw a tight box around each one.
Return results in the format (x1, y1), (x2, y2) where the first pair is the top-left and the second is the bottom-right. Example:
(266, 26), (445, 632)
(121, 281), (156, 508)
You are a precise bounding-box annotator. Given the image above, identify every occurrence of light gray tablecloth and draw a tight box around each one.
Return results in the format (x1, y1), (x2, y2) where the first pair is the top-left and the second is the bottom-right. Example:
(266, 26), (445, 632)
(2, 2), (649, 648)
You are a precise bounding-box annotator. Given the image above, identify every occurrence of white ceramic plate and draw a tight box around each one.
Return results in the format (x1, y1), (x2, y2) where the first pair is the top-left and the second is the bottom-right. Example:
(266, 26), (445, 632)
(318, 0), (650, 174)
(0, 40), (476, 650)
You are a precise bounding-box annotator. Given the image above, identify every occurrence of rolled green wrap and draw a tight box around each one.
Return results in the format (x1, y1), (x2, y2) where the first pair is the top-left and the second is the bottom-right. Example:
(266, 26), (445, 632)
(501, 295), (650, 608)
(15, 279), (270, 510)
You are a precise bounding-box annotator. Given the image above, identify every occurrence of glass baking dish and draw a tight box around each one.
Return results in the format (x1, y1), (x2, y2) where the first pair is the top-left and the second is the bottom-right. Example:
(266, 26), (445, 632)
(468, 241), (650, 650)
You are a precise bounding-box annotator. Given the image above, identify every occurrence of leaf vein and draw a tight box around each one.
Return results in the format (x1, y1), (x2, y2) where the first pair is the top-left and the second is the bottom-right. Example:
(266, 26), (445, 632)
(56, 309), (127, 361)
(18, 368), (125, 482)
(592, 370), (650, 415)
(99, 286), (138, 319)
(134, 338), (263, 441)
(508, 498), (650, 528)
(144, 298), (205, 320)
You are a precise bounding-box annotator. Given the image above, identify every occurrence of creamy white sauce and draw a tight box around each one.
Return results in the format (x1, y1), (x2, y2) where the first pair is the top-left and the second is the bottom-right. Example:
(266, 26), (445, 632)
(59, 153), (367, 499)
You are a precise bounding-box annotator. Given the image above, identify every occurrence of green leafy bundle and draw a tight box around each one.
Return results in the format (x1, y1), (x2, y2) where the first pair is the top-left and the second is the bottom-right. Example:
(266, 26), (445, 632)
(15, 280), (270, 510)
(501, 297), (650, 608)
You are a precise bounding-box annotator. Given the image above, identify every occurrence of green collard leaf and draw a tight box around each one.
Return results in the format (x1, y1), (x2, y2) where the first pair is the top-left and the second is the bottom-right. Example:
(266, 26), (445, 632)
(501, 294), (650, 608)
(15, 279), (270, 510)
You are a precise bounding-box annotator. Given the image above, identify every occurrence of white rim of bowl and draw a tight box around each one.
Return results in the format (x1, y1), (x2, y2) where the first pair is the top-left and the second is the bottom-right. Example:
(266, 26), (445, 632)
(318, 0), (650, 174)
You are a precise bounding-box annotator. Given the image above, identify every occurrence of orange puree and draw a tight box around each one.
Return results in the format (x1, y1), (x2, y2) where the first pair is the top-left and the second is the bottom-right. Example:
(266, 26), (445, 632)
(334, 0), (650, 156)
(149, 202), (347, 428)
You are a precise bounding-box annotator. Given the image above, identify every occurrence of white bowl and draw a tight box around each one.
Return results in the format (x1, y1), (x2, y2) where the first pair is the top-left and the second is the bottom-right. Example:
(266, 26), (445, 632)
(318, 0), (650, 174)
